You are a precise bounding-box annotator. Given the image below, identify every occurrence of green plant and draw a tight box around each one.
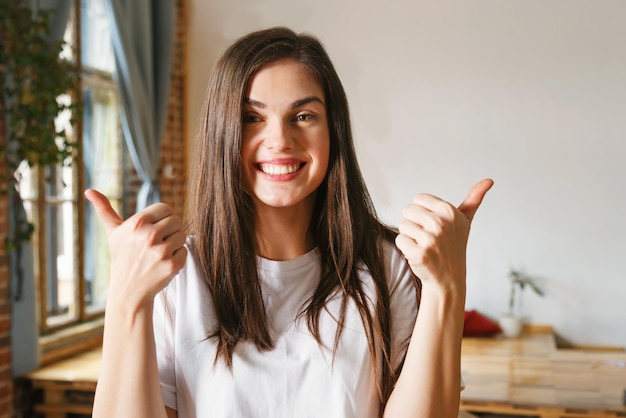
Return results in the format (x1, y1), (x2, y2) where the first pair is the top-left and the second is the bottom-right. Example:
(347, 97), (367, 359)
(507, 268), (544, 316)
(0, 0), (80, 251)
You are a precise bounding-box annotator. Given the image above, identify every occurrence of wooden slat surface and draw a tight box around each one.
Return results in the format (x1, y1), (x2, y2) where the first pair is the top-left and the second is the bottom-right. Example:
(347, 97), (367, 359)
(461, 331), (626, 417)
(23, 332), (626, 417)
(24, 348), (101, 417)
(25, 347), (101, 384)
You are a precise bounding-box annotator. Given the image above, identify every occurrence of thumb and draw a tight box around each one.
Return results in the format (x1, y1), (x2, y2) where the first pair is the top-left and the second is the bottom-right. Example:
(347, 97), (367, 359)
(84, 189), (123, 233)
(457, 178), (494, 222)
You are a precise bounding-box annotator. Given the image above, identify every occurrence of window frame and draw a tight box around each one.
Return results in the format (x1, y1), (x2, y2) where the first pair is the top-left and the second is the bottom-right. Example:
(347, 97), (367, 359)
(28, 0), (126, 353)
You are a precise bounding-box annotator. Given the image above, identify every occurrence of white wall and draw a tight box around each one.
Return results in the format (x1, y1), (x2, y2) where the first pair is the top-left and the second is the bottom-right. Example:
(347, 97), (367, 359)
(187, 0), (626, 348)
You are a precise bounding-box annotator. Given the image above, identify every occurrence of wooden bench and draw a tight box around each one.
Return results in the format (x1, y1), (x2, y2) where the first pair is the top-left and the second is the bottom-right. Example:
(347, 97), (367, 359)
(24, 348), (100, 418)
(23, 328), (626, 417)
(460, 329), (626, 418)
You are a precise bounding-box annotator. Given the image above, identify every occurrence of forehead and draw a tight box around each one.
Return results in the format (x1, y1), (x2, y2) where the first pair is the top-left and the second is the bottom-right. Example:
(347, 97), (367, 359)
(245, 59), (324, 100)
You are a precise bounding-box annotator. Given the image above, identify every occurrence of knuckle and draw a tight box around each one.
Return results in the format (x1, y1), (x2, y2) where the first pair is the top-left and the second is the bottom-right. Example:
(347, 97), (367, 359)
(397, 220), (410, 234)
(394, 235), (404, 250)
(145, 228), (162, 245)
(442, 202), (457, 219)
(159, 244), (173, 260)
(163, 258), (178, 274)
(129, 216), (147, 232)
(153, 202), (173, 214)
(410, 249), (427, 266)
(430, 218), (444, 236)
(395, 234), (411, 252)
(170, 230), (186, 247)
(401, 205), (412, 219)
(412, 194), (424, 204)
(421, 233), (435, 249)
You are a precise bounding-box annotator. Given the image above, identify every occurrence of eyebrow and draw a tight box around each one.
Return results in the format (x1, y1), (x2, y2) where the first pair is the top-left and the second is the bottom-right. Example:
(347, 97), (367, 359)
(244, 96), (325, 109)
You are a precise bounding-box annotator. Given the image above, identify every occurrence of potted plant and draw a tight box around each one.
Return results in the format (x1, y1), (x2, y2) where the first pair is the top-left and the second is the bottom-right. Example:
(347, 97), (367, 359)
(499, 268), (545, 337)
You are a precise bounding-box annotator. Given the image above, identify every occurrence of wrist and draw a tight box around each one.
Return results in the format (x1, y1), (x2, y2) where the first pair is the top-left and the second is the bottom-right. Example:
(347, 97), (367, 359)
(419, 284), (466, 322)
(104, 296), (154, 330)
(420, 281), (465, 306)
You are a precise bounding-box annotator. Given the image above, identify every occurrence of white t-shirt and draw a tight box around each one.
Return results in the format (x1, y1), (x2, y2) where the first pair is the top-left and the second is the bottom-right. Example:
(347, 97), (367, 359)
(153, 241), (418, 418)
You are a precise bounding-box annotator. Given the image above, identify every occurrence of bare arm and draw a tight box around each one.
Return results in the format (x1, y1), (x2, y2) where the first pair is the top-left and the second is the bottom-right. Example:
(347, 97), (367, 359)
(384, 179), (493, 418)
(166, 407), (178, 418)
(93, 303), (169, 418)
(86, 190), (187, 418)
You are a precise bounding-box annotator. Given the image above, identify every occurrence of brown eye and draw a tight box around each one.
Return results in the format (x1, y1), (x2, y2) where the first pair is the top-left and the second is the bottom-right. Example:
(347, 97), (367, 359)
(243, 113), (261, 123)
(294, 113), (316, 122)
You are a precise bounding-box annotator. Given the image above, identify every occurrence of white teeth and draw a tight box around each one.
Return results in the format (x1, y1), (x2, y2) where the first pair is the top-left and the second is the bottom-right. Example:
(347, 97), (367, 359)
(259, 163), (300, 175)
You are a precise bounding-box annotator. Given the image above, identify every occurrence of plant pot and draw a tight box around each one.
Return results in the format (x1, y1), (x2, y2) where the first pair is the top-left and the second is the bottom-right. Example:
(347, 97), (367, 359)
(499, 315), (523, 338)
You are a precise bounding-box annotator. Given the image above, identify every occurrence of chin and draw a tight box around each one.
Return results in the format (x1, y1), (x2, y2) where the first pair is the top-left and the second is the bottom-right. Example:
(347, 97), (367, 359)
(254, 192), (315, 211)
(257, 198), (303, 209)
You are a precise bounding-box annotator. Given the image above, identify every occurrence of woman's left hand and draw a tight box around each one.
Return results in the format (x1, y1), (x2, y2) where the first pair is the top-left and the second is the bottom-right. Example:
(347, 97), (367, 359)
(395, 178), (494, 294)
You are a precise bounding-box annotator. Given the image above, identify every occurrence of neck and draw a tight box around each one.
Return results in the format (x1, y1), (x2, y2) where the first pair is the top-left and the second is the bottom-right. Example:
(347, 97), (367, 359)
(253, 199), (315, 261)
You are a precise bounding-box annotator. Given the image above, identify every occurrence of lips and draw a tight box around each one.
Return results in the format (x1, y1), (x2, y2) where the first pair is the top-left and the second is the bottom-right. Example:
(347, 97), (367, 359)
(254, 159), (306, 178)
(256, 162), (304, 175)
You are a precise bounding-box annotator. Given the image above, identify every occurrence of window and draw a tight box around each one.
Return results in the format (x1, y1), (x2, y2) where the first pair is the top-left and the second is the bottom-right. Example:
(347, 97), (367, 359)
(18, 0), (130, 338)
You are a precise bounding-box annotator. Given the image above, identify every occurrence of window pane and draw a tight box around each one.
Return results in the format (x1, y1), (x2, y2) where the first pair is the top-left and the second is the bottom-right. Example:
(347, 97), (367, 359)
(61, 2), (75, 62)
(80, 0), (115, 73)
(16, 161), (37, 202)
(84, 198), (121, 312)
(82, 85), (123, 312)
(45, 166), (77, 326)
(82, 86), (123, 196)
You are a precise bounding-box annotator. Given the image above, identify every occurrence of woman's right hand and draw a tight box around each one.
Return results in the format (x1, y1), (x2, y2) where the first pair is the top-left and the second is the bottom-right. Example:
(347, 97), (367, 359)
(85, 189), (188, 314)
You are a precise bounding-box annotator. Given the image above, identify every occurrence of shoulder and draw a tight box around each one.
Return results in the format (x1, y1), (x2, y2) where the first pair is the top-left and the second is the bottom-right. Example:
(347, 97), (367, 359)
(158, 235), (205, 303)
(154, 235), (219, 339)
(381, 239), (417, 292)
(355, 237), (419, 303)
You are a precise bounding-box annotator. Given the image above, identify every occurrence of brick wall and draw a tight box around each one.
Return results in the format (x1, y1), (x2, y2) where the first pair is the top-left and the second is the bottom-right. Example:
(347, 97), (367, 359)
(158, 0), (188, 218)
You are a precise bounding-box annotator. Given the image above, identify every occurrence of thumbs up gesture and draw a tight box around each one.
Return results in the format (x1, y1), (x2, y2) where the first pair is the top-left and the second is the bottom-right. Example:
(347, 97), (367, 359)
(395, 179), (493, 293)
(85, 189), (188, 312)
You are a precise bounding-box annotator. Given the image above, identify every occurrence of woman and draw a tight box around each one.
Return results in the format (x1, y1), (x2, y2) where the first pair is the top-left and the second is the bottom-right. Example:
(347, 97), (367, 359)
(87, 27), (493, 418)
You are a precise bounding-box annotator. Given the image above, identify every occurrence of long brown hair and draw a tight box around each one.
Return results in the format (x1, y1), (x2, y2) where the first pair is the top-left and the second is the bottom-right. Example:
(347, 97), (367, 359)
(187, 26), (418, 407)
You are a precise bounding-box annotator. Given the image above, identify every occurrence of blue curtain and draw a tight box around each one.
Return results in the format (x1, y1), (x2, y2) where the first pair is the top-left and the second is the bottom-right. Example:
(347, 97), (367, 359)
(105, 0), (175, 211)
(9, 0), (72, 376)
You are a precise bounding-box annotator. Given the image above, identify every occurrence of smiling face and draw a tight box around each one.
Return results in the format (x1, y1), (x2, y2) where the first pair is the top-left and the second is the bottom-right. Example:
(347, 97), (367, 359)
(241, 59), (330, 215)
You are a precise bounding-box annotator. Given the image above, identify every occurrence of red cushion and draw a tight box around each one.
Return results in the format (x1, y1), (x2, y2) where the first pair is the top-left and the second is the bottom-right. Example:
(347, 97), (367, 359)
(463, 310), (501, 337)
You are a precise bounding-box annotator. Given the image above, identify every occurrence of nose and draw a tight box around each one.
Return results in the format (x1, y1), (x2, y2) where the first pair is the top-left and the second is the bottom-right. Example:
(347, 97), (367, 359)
(264, 118), (294, 151)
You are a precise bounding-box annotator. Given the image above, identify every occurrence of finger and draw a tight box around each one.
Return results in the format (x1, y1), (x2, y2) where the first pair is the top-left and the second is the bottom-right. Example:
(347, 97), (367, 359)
(154, 215), (184, 242)
(84, 189), (123, 233)
(398, 218), (432, 246)
(457, 178), (494, 222)
(129, 202), (174, 226)
(401, 204), (431, 227)
(171, 245), (188, 271)
(402, 201), (452, 233)
(158, 244), (188, 284)
(168, 232), (187, 264)
(163, 228), (186, 249)
(395, 233), (424, 264)
(412, 193), (448, 212)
